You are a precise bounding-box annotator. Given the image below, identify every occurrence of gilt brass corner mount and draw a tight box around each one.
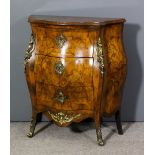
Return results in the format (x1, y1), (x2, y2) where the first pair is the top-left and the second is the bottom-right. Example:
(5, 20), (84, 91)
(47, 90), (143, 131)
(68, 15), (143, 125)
(96, 38), (105, 76)
(24, 34), (35, 64)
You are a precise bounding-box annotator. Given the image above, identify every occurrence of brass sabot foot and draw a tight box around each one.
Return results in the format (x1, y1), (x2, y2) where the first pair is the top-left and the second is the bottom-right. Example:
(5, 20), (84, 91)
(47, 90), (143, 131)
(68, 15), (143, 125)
(27, 132), (33, 138)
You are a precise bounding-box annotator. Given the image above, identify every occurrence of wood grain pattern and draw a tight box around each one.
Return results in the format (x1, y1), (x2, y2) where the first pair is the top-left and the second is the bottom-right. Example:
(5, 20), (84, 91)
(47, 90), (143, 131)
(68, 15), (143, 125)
(29, 15), (125, 26)
(25, 16), (127, 145)
(34, 55), (93, 87)
(36, 82), (94, 111)
(101, 23), (127, 116)
(32, 26), (96, 57)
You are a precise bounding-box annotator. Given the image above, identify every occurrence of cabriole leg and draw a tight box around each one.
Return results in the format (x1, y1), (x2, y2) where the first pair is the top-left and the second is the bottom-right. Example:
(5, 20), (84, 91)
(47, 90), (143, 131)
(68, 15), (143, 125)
(96, 127), (104, 146)
(95, 116), (104, 146)
(115, 110), (123, 135)
(27, 111), (37, 138)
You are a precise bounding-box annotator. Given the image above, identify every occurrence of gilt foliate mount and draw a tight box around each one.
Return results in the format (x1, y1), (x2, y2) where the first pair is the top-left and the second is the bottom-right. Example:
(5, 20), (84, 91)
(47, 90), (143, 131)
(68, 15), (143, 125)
(24, 34), (35, 64)
(48, 111), (81, 125)
(96, 38), (105, 76)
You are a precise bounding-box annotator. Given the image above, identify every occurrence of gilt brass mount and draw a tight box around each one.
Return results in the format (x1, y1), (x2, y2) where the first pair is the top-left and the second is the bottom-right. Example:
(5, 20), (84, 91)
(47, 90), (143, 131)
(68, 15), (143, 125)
(27, 118), (36, 138)
(55, 33), (67, 48)
(96, 38), (105, 76)
(24, 34), (35, 64)
(96, 128), (104, 146)
(55, 61), (65, 75)
(48, 111), (81, 125)
(54, 89), (66, 104)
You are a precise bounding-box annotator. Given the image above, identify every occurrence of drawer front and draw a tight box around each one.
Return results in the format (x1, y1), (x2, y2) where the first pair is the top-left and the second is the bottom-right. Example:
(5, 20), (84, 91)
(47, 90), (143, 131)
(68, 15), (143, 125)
(36, 82), (93, 111)
(34, 27), (96, 57)
(35, 55), (93, 87)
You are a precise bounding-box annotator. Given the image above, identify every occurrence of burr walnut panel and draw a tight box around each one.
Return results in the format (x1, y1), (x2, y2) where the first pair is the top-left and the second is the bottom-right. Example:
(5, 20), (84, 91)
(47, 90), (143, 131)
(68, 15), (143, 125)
(101, 23), (127, 116)
(32, 26), (97, 57)
(36, 82), (94, 111)
(34, 55), (93, 87)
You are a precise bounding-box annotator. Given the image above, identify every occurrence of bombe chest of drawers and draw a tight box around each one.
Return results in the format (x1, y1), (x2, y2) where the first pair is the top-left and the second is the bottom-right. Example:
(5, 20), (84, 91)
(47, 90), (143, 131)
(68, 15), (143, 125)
(24, 15), (127, 146)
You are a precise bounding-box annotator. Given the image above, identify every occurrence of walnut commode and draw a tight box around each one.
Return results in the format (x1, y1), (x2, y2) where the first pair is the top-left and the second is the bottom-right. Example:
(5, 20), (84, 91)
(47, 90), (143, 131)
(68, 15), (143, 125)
(24, 15), (127, 146)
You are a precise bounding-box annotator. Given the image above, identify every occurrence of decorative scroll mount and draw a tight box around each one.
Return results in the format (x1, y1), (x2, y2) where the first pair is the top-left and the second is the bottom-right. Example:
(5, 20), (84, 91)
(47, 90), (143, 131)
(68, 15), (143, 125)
(96, 38), (105, 76)
(24, 34), (35, 64)
(48, 111), (81, 125)
(55, 33), (67, 48)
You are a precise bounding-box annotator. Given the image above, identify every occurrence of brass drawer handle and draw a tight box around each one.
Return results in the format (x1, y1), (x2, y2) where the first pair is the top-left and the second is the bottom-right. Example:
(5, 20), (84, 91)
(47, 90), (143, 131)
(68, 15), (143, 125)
(55, 61), (64, 75)
(55, 33), (67, 48)
(54, 90), (66, 104)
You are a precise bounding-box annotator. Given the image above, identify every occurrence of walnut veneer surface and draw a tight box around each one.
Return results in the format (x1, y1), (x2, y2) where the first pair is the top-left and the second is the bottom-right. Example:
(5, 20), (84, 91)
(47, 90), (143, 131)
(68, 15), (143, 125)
(24, 15), (127, 146)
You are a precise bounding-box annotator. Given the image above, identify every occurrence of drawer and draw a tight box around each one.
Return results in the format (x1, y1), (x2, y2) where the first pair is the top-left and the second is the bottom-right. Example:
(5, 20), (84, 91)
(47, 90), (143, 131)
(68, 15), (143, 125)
(34, 27), (97, 57)
(36, 82), (93, 111)
(34, 55), (93, 87)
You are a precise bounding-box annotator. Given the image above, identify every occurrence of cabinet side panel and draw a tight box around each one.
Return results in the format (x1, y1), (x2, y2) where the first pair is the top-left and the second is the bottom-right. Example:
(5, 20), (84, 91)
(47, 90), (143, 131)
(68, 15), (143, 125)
(24, 27), (37, 109)
(92, 29), (106, 119)
(102, 23), (127, 116)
